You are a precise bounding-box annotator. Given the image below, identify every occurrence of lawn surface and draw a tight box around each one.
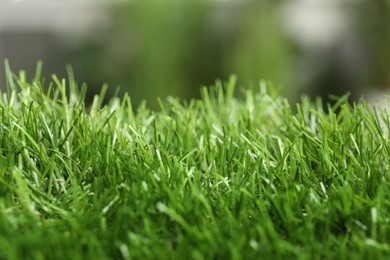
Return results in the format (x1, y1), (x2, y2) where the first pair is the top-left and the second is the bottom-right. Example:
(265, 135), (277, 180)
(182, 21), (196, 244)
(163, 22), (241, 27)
(0, 65), (390, 259)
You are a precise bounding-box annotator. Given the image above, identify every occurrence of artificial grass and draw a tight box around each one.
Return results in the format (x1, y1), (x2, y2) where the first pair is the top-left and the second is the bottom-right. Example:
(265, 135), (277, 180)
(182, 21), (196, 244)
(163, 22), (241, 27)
(0, 64), (389, 259)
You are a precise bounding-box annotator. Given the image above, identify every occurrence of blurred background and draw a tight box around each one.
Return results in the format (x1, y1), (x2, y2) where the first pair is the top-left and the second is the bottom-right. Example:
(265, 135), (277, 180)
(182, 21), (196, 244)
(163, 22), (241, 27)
(0, 0), (389, 108)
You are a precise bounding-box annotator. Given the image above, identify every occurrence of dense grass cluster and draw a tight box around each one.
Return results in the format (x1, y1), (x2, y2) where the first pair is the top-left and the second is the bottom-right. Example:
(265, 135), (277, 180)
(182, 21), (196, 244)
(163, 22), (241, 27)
(0, 65), (389, 259)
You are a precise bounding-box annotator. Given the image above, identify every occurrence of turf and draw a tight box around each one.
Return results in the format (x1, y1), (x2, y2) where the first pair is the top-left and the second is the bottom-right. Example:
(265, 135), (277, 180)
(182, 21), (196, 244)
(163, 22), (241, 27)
(0, 63), (389, 259)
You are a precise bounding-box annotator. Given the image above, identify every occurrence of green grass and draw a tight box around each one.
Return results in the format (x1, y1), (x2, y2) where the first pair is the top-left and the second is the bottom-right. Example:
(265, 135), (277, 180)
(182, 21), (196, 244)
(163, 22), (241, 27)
(0, 63), (389, 259)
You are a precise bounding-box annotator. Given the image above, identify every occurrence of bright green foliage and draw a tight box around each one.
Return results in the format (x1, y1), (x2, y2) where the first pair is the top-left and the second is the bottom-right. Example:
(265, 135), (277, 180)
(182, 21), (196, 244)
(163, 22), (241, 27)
(0, 65), (389, 259)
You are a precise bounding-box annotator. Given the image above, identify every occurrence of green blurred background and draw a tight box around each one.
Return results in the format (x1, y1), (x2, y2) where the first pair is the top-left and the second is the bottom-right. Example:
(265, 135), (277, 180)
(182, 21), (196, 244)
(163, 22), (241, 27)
(1, 0), (389, 108)
(66, 0), (294, 107)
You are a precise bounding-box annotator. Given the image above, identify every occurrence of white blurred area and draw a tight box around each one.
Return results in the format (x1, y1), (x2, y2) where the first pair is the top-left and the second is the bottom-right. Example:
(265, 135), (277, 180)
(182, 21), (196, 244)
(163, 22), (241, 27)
(0, 0), (109, 87)
(0, 0), (107, 33)
(282, 0), (352, 51)
(281, 0), (389, 108)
